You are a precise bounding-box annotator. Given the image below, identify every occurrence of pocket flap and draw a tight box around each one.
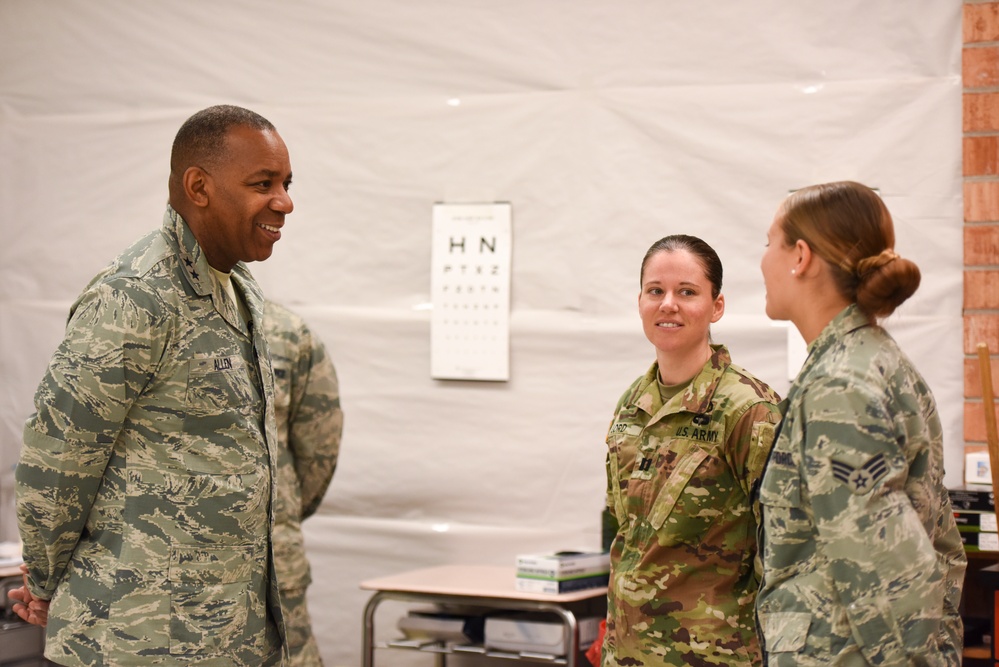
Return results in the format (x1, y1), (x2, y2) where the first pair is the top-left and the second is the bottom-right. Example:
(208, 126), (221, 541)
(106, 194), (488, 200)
(759, 611), (810, 653)
(647, 444), (709, 530)
(170, 544), (258, 584)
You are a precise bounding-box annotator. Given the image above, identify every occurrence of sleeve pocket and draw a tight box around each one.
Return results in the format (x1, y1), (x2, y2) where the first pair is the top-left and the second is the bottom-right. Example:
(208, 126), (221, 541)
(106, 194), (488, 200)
(759, 455), (801, 509)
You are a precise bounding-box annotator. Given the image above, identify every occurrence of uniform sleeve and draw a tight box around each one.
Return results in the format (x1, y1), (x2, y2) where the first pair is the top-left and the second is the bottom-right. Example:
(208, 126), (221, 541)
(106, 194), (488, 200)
(726, 401), (781, 500)
(604, 389), (634, 524)
(287, 326), (342, 519)
(16, 281), (164, 599)
(799, 378), (947, 661)
(933, 483), (967, 663)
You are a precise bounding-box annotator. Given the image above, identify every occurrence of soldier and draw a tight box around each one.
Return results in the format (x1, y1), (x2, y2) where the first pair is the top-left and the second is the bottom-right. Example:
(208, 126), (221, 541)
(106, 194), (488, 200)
(9, 105), (294, 665)
(602, 234), (782, 666)
(756, 181), (966, 665)
(263, 299), (343, 667)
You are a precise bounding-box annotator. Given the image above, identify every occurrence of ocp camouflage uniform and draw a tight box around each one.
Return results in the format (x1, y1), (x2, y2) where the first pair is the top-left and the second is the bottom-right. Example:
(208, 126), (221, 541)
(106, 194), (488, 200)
(756, 304), (967, 666)
(16, 206), (287, 666)
(603, 345), (781, 667)
(263, 300), (343, 667)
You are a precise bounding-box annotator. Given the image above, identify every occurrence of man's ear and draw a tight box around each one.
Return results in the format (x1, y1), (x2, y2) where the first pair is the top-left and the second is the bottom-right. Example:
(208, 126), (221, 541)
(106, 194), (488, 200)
(183, 166), (210, 208)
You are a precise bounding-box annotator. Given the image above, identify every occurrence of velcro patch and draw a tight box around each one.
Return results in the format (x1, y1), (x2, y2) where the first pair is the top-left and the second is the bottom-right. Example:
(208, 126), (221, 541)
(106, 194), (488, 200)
(830, 453), (888, 494)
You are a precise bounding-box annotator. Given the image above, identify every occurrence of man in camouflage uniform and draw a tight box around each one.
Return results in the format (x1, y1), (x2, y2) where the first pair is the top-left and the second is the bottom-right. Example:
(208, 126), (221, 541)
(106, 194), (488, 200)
(263, 300), (343, 667)
(11, 105), (293, 665)
(756, 304), (967, 666)
(604, 344), (781, 666)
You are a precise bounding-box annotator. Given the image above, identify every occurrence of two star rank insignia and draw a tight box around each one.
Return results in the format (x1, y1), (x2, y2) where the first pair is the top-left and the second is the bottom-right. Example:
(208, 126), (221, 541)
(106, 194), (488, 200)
(831, 453), (889, 494)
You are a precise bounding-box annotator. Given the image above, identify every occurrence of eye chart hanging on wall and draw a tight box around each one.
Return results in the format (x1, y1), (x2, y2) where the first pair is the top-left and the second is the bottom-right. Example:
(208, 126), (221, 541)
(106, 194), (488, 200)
(430, 202), (512, 381)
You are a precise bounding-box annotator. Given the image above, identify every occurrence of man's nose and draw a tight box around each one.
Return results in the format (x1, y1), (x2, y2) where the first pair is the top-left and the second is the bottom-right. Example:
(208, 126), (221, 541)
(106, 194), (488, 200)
(273, 190), (294, 214)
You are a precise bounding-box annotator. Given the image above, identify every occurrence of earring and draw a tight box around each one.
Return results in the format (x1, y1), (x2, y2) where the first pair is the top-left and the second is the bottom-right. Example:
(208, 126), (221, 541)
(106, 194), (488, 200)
(791, 269), (796, 275)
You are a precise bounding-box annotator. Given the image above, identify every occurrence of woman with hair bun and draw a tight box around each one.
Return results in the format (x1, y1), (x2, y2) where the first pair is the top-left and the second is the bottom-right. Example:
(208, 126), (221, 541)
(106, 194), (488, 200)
(755, 181), (966, 666)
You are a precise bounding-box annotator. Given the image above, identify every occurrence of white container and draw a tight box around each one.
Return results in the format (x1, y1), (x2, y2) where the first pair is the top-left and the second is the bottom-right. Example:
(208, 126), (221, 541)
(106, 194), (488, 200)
(966, 451), (993, 486)
(484, 613), (601, 655)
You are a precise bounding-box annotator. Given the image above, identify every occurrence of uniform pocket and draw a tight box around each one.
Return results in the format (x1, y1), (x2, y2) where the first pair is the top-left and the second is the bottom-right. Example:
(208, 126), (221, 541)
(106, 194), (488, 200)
(185, 355), (254, 413)
(758, 611), (810, 653)
(840, 594), (905, 664)
(178, 356), (261, 473)
(646, 442), (710, 531)
(168, 543), (259, 656)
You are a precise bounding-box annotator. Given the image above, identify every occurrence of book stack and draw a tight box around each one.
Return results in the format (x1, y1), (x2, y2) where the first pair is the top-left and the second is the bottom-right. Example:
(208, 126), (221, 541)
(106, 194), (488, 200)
(515, 551), (610, 594)
(949, 485), (998, 552)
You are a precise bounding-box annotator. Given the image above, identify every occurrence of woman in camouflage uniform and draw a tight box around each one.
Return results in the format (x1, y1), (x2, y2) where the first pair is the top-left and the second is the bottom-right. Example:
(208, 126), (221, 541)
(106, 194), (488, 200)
(603, 235), (782, 666)
(756, 181), (966, 666)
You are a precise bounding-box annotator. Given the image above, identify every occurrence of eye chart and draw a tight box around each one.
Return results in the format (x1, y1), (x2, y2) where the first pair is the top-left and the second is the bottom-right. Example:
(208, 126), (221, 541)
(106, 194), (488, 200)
(430, 202), (512, 381)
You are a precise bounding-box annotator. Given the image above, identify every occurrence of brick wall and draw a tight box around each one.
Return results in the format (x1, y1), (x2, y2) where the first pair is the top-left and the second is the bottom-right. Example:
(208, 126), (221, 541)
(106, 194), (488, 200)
(965, 1), (999, 452)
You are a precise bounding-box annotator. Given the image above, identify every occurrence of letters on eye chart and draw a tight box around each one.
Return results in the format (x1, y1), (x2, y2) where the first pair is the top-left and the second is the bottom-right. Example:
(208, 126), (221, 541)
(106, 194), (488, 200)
(430, 202), (512, 381)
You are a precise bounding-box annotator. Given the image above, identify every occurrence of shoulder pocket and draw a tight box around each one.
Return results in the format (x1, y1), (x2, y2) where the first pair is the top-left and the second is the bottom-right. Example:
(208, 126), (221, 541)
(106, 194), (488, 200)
(747, 421), (777, 483)
(759, 447), (801, 509)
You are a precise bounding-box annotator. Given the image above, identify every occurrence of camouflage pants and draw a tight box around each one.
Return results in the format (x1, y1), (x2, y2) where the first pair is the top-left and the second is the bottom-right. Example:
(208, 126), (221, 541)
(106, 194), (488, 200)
(283, 587), (323, 667)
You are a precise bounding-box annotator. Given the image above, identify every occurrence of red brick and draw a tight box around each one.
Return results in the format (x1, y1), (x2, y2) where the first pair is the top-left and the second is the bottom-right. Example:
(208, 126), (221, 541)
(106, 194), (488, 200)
(966, 401), (999, 443)
(966, 224), (999, 264)
(966, 313), (999, 353)
(966, 356), (999, 398)
(965, 46), (999, 88)
(966, 270), (999, 308)
(965, 181), (999, 222)
(965, 136), (999, 176)
(965, 92), (999, 132)
(965, 3), (999, 43)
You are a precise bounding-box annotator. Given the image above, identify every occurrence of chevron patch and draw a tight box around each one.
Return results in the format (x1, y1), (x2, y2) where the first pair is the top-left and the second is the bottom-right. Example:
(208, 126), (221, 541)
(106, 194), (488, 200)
(830, 453), (888, 494)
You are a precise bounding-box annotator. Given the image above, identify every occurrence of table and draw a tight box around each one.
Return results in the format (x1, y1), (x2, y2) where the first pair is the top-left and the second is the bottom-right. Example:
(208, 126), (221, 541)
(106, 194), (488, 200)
(360, 565), (607, 667)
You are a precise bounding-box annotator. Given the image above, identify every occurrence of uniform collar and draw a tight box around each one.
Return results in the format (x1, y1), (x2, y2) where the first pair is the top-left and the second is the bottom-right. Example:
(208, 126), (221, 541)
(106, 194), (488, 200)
(631, 344), (732, 420)
(163, 205), (245, 333)
(795, 303), (871, 383)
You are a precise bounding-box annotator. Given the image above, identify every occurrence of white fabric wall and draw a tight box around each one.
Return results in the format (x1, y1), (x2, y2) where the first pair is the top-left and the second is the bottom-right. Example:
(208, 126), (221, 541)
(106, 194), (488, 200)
(0, 2), (962, 665)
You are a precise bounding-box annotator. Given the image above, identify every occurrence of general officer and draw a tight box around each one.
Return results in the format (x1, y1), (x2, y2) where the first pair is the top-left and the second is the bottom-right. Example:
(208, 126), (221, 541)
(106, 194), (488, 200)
(10, 104), (294, 666)
(602, 234), (782, 666)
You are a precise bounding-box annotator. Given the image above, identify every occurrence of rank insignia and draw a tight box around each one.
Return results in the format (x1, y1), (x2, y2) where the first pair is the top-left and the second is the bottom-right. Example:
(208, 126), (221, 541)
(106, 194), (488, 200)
(831, 453), (888, 494)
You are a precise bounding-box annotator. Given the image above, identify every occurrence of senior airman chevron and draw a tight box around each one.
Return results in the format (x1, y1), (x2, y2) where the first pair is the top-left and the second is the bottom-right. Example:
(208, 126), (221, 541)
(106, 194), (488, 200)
(830, 452), (888, 494)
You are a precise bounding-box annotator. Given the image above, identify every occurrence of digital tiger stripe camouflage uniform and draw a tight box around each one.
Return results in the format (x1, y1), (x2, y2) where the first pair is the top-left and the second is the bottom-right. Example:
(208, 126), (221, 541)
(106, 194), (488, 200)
(264, 300), (343, 667)
(756, 304), (966, 666)
(16, 207), (287, 666)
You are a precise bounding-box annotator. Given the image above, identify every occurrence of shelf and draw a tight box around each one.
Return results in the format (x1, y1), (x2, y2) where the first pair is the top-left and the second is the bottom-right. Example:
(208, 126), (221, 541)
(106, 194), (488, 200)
(379, 639), (569, 664)
(965, 644), (991, 660)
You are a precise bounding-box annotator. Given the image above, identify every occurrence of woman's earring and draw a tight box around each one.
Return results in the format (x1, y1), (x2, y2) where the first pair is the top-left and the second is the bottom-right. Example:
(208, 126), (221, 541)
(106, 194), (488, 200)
(791, 269), (796, 275)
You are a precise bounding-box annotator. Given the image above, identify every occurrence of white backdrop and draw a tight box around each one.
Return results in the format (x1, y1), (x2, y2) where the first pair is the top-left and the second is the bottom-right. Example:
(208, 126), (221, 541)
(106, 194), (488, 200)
(0, 2), (962, 665)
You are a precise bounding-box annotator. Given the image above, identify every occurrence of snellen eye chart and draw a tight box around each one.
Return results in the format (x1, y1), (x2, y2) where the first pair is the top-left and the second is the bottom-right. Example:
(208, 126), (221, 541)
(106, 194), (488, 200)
(430, 202), (512, 381)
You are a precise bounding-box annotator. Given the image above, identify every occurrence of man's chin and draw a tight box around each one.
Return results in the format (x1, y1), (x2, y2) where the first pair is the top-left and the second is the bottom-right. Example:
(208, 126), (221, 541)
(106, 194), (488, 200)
(247, 246), (277, 264)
